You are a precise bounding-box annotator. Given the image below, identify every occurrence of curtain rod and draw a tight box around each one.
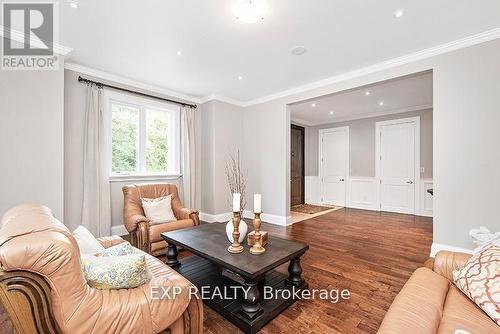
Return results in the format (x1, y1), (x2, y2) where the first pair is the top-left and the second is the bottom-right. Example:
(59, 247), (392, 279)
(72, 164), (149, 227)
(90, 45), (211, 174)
(77, 76), (197, 109)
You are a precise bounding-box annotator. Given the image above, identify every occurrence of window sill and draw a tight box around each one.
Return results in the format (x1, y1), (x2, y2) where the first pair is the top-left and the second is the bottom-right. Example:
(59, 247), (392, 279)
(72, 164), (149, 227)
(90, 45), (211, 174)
(109, 174), (182, 183)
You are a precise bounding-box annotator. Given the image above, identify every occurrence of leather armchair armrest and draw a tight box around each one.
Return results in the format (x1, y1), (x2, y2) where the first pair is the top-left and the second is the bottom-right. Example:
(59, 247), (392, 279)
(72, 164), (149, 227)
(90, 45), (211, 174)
(125, 214), (149, 232)
(130, 221), (151, 254)
(432, 250), (472, 281)
(97, 235), (126, 248)
(177, 208), (200, 225)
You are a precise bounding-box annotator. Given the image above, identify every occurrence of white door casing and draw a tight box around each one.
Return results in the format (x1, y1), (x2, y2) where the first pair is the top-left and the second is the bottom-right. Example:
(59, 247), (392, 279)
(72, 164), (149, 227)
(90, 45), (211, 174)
(376, 117), (420, 214)
(319, 127), (349, 206)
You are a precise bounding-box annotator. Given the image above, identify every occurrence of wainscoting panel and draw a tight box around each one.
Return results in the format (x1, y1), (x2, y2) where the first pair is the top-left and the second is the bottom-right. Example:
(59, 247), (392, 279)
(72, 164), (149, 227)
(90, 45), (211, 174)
(348, 177), (378, 210)
(305, 176), (321, 205)
(420, 179), (433, 217)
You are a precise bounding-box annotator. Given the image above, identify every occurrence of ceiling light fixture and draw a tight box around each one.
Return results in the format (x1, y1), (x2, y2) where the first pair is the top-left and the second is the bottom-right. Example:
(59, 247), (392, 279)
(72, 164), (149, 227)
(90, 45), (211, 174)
(233, 0), (268, 23)
(311, 103), (316, 108)
(238, 75), (243, 81)
(291, 46), (307, 56)
(393, 9), (405, 18)
(176, 51), (182, 56)
(365, 91), (371, 96)
(329, 111), (334, 115)
(68, 0), (79, 9)
(379, 101), (384, 106)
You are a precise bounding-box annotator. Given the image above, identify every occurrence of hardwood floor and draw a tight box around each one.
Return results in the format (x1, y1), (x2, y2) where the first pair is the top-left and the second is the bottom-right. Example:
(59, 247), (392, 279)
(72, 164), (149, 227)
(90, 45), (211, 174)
(202, 208), (432, 334)
(0, 208), (432, 334)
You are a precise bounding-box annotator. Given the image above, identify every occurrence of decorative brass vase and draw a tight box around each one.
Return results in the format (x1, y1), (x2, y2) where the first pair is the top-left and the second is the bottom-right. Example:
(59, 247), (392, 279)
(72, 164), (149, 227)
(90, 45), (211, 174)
(249, 212), (266, 255)
(228, 212), (244, 254)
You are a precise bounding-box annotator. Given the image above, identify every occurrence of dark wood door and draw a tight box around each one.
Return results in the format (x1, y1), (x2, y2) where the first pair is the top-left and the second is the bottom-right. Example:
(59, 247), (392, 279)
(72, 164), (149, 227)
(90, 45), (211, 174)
(291, 124), (305, 206)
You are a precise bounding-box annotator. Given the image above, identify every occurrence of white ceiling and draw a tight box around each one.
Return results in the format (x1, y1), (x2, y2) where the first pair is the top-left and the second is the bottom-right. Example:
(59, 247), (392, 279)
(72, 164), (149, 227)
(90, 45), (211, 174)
(290, 72), (433, 125)
(60, 0), (500, 103)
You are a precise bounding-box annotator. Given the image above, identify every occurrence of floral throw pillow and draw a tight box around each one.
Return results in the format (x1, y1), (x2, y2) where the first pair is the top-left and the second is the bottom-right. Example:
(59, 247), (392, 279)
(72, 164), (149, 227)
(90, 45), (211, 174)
(101, 242), (136, 257)
(82, 253), (151, 290)
(453, 245), (500, 326)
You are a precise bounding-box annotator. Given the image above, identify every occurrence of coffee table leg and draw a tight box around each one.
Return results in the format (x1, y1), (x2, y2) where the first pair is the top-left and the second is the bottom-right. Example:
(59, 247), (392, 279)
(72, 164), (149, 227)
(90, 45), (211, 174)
(166, 243), (181, 268)
(240, 279), (264, 319)
(286, 257), (304, 287)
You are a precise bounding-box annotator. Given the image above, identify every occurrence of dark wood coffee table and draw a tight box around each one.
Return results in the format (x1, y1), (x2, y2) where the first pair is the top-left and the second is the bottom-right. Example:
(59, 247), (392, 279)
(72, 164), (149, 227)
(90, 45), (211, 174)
(161, 223), (309, 334)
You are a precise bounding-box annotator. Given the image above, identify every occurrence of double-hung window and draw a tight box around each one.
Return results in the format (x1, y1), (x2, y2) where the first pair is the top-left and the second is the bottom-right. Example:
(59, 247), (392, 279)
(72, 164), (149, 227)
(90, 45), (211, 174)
(108, 92), (180, 177)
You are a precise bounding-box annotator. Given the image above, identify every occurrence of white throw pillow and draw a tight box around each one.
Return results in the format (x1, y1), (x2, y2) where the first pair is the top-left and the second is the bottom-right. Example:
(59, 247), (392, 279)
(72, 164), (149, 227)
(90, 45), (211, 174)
(141, 195), (177, 225)
(73, 225), (105, 255)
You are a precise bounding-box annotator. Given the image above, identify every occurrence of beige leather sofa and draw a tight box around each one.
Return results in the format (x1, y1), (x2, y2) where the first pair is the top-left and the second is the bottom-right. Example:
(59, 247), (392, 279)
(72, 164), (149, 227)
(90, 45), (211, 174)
(0, 204), (203, 334)
(378, 251), (500, 333)
(123, 184), (200, 256)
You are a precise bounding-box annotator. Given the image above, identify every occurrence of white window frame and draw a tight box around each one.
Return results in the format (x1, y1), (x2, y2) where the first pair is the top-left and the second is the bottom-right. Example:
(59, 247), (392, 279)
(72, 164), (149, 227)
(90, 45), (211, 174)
(106, 90), (181, 180)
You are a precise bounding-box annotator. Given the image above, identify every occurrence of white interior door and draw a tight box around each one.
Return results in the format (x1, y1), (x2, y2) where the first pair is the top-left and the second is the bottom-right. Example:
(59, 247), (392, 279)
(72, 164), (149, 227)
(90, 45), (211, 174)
(320, 127), (349, 206)
(379, 122), (416, 214)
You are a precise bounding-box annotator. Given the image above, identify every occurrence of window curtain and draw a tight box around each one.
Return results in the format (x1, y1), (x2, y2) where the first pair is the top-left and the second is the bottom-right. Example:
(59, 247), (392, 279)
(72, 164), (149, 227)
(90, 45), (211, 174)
(81, 84), (111, 237)
(181, 105), (196, 208)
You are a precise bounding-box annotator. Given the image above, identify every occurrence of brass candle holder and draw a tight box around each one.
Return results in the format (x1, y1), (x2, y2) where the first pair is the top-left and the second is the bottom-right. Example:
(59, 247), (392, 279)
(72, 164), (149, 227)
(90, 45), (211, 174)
(228, 211), (244, 254)
(249, 212), (266, 255)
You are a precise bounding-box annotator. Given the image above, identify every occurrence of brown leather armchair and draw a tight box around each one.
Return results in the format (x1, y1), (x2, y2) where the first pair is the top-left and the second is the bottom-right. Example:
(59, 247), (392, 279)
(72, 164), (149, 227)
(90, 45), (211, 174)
(0, 204), (203, 334)
(123, 184), (200, 256)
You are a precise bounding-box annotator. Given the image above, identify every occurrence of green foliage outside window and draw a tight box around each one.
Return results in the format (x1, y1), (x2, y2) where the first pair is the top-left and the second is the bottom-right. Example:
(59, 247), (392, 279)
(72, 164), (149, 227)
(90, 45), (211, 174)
(111, 103), (171, 174)
(111, 104), (138, 173)
(146, 110), (169, 172)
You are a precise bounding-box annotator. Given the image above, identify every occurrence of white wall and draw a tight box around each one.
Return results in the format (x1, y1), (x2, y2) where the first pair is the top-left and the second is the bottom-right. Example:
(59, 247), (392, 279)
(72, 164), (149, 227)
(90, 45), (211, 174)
(200, 100), (245, 219)
(0, 60), (65, 219)
(64, 69), (201, 232)
(243, 38), (500, 249)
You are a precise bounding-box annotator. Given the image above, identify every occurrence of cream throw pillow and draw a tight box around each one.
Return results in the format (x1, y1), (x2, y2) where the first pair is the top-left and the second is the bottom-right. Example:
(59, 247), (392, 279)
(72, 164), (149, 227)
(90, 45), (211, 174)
(141, 195), (177, 225)
(73, 225), (105, 255)
(453, 245), (500, 326)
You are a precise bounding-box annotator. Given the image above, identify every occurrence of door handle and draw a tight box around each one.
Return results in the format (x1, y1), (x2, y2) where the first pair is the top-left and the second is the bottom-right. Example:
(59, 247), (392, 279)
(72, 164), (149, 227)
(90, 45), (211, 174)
(406, 180), (414, 184)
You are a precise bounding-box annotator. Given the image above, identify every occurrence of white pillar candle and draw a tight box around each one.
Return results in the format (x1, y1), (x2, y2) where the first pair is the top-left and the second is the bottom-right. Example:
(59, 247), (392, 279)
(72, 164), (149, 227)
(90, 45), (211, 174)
(254, 194), (262, 213)
(233, 193), (241, 212)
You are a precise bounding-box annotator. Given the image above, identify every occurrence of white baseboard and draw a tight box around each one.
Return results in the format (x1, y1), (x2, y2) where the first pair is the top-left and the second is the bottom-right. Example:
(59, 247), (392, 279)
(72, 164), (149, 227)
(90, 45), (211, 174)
(199, 212), (232, 223)
(111, 225), (128, 237)
(201, 211), (291, 226)
(430, 243), (473, 257)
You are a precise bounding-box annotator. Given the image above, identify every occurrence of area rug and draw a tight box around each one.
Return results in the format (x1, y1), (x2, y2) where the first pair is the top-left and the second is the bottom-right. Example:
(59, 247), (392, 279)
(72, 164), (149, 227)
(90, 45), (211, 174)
(291, 204), (336, 214)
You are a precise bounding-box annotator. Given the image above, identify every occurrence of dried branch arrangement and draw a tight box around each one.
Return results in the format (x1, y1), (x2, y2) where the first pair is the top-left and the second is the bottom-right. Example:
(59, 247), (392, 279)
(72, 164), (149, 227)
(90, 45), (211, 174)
(225, 150), (247, 216)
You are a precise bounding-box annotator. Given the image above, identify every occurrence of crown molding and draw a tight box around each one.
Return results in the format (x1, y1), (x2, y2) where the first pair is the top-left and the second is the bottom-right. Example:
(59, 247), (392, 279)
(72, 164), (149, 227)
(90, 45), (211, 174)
(299, 104), (433, 126)
(64, 62), (203, 104)
(198, 93), (247, 107)
(0, 26), (73, 56)
(66, 27), (500, 108)
(290, 117), (315, 127)
(243, 27), (500, 107)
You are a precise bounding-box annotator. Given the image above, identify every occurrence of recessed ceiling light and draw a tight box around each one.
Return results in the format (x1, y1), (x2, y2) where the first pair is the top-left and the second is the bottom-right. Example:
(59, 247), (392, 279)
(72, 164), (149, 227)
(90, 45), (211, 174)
(238, 75), (243, 81)
(365, 91), (371, 96)
(311, 103), (316, 108)
(233, 0), (268, 23)
(291, 46), (307, 56)
(393, 9), (405, 18)
(68, 0), (79, 9)
(379, 101), (384, 106)
(329, 111), (334, 115)
(176, 50), (182, 56)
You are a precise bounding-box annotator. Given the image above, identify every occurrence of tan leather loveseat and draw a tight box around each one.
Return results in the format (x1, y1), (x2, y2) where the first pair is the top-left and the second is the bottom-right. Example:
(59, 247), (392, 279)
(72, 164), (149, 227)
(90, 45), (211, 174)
(0, 204), (203, 334)
(123, 184), (200, 256)
(378, 251), (500, 333)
